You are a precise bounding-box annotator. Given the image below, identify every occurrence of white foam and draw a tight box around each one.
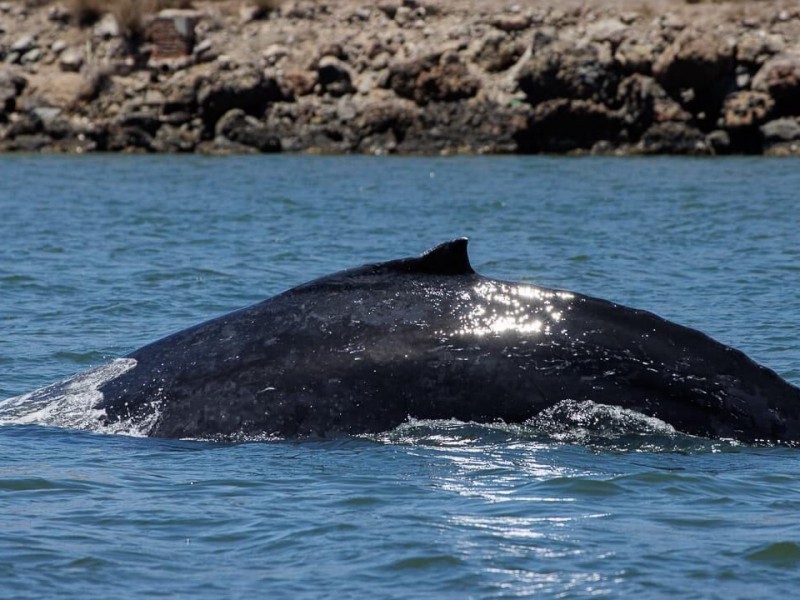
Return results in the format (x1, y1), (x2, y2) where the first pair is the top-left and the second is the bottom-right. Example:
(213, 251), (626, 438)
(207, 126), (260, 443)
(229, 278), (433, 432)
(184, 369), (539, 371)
(528, 399), (676, 440)
(0, 358), (157, 436)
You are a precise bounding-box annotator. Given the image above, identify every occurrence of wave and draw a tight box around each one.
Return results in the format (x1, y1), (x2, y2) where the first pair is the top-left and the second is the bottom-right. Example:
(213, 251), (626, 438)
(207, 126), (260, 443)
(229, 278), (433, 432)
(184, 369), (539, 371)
(1, 377), (739, 452)
(0, 358), (159, 437)
(370, 400), (737, 453)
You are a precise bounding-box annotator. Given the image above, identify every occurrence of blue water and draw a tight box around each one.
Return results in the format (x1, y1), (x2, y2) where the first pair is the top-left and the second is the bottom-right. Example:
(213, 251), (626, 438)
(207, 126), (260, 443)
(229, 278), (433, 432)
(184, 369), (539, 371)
(1, 155), (799, 598)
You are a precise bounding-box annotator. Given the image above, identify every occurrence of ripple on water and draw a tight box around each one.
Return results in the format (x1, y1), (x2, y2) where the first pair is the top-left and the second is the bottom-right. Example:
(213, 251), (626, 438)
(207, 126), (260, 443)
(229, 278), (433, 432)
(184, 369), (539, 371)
(745, 542), (800, 568)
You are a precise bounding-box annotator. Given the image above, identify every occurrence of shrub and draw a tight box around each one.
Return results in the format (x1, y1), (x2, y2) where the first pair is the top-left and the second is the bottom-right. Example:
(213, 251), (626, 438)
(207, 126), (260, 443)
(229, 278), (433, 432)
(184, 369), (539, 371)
(69, 0), (105, 26)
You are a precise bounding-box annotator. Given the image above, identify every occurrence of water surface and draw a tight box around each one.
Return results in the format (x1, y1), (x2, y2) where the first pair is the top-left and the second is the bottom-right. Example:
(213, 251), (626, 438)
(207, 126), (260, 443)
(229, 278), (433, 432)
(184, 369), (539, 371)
(1, 156), (799, 598)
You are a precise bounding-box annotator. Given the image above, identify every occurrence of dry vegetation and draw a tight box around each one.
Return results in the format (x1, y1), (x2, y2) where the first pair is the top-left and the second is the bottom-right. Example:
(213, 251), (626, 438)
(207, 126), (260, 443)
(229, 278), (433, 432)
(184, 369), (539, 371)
(67, 0), (202, 37)
(63, 0), (285, 36)
(63, 1), (176, 31)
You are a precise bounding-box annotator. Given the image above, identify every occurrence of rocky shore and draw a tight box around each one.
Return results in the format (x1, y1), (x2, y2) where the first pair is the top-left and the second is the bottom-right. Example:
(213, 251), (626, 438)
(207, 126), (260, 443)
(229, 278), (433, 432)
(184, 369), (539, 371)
(2, 0), (800, 155)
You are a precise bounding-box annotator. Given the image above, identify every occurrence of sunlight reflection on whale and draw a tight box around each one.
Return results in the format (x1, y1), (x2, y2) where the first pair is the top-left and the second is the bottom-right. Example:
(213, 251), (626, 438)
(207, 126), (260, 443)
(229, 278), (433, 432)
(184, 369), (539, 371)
(455, 281), (574, 337)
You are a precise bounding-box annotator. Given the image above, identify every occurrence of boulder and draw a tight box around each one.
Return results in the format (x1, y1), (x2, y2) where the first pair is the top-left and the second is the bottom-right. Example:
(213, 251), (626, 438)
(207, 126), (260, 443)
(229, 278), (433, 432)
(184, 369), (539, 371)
(637, 121), (710, 155)
(721, 91), (774, 130)
(616, 74), (691, 140)
(416, 60), (480, 104)
(473, 31), (525, 73)
(517, 41), (619, 105)
(401, 99), (525, 154)
(489, 14), (530, 33)
(215, 108), (280, 152)
(59, 48), (85, 72)
(705, 129), (731, 155)
(8, 134), (52, 152)
(281, 69), (316, 98)
(151, 123), (201, 153)
(752, 51), (800, 116)
(0, 70), (26, 119)
(3, 111), (43, 138)
(10, 35), (36, 54)
(316, 56), (355, 97)
(515, 98), (623, 153)
(760, 117), (800, 154)
(585, 18), (629, 50)
(352, 99), (416, 154)
(736, 31), (785, 67)
(386, 55), (480, 106)
(105, 125), (154, 153)
(653, 29), (736, 122)
(197, 68), (284, 131)
(116, 109), (161, 136)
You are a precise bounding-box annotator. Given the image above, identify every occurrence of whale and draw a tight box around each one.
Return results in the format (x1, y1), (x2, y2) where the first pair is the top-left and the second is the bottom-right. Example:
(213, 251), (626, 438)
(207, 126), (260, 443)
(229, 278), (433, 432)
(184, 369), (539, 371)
(4, 239), (800, 443)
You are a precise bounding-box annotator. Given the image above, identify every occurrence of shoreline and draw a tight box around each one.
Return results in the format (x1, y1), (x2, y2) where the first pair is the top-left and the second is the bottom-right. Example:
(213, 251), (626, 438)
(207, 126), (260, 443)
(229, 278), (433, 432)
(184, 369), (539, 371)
(1, 0), (800, 156)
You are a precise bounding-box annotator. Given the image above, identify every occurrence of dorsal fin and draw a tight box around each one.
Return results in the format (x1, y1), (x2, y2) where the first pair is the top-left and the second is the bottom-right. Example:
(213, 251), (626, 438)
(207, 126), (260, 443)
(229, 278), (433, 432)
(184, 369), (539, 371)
(413, 238), (475, 275)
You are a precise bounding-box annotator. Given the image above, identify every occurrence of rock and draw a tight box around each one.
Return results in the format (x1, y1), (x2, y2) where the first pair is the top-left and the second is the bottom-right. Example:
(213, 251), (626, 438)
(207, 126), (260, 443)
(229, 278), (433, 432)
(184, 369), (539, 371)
(473, 31), (525, 73)
(515, 98), (623, 153)
(316, 56), (355, 97)
(20, 48), (41, 64)
(4, 111), (43, 138)
(652, 29), (736, 122)
(151, 123), (201, 153)
(517, 41), (618, 105)
(761, 117), (800, 155)
(377, 2), (400, 19)
(281, 0), (323, 20)
(705, 129), (731, 154)
(386, 55), (480, 105)
(117, 110), (161, 136)
(263, 44), (289, 66)
(193, 39), (213, 58)
(721, 90), (773, 129)
(637, 121), (710, 155)
(281, 69), (316, 98)
(263, 101), (349, 153)
(47, 5), (70, 23)
(9, 133), (51, 152)
(736, 30), (785, 66)
(77, 69), (111, 102)
(614, 37), (657, 74)
(386, 55), (437, 101)
(0, 70), (26, 117)
(197, 68), (284, 131)
(93, 14), (119, 40)
(10, 36), (36, 54)
(163, 81), (197, 116)
(490, 14), (530, 33)
(31, 106), (62, 127)
(105, 124), (154, 153)
(586, 18), (628, 49)
(761, 117), (800, 143)
(401, 99), (525, 154)
(415, 60), (479, 104)
(51, 40), (67, 55)
(394, 6), (412, 25)
(214, 108), (280, 152)
(351, 100), (415, 153)
(317, 43), (347, 62)
(752, 51), (800, 116)
(351, 7), (371, 21)
(616, 74), (690, 140)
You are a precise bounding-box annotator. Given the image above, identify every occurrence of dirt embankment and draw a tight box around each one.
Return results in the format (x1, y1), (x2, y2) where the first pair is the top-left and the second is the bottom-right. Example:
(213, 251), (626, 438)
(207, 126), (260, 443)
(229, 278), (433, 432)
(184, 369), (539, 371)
(2, 0), (800, 155)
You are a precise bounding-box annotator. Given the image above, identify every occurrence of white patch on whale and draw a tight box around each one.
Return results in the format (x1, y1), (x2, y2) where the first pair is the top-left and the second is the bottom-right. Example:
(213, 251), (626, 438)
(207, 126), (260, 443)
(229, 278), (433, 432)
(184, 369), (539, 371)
(0, 358), (158, 437)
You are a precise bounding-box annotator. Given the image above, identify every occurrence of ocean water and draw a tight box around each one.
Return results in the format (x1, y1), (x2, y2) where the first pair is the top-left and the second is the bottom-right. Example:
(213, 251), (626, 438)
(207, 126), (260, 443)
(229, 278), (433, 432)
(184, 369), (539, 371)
(1, 155), (799, 598)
